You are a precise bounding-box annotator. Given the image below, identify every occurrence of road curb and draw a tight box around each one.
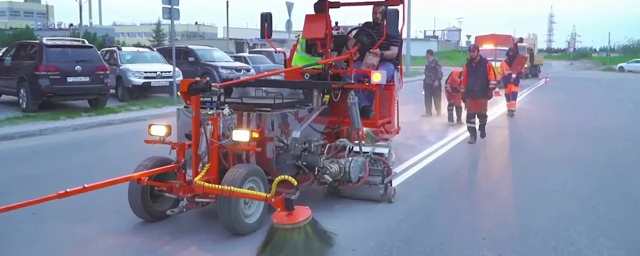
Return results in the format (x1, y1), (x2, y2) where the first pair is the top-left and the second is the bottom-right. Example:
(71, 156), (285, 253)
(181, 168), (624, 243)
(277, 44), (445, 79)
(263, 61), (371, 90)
(0, 107), (176, 142)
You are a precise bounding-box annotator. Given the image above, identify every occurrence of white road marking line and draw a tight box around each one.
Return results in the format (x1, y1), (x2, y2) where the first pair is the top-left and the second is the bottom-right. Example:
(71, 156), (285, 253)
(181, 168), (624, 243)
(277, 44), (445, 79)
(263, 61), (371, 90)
(393, 79), (542, 174)
(393, 78), (548, 186)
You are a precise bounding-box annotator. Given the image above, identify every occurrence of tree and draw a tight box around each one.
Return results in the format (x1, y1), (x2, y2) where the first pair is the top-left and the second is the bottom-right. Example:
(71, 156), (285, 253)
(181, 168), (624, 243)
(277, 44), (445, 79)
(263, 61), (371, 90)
(148, 19), (167, 47)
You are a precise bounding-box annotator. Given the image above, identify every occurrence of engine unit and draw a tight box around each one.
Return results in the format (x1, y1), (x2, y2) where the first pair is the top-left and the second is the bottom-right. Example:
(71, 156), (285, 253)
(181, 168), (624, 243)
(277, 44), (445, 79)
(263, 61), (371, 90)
(317, 156), (367, 184)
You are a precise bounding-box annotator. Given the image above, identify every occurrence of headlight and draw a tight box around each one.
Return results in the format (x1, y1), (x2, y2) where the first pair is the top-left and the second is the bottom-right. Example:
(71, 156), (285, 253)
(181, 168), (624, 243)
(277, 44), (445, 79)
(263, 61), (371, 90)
(129, 71), (145, 79)
(148, 124), (172, 137)
(219, 68), (231, 74)
(231, 129), (259, 142)
(175, 69), (183, 78)
(370, 70), (387, 84)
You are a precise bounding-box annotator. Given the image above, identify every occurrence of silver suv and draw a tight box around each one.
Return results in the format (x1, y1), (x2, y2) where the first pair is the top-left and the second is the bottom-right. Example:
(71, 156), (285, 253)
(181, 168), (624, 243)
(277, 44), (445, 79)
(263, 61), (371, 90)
(100, 46), (183, 102)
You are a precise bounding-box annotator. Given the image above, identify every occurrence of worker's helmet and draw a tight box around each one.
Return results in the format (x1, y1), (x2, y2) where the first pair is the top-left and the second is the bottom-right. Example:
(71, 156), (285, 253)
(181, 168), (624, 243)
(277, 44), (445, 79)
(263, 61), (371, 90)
(468, 44), (479, 52)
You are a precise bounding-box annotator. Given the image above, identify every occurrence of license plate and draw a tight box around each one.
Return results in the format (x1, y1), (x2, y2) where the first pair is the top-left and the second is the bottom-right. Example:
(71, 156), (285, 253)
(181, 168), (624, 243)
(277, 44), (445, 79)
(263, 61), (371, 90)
(151, 81), (170, 86)
(67, 77), (90, 82)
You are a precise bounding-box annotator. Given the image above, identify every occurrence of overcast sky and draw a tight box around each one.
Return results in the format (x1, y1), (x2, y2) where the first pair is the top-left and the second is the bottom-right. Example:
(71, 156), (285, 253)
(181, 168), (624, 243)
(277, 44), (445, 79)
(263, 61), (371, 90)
(42, 0), (639, 47)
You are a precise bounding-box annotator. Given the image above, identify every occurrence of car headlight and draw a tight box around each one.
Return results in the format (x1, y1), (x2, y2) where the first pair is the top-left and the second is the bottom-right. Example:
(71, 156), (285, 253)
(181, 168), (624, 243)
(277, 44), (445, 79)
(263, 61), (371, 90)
(129, 71), (145, 79)
(231, 129), (259, 142)
(175, 69), (183, 79)
(219, 68), (231, 74)
(148, 124), (172, 138)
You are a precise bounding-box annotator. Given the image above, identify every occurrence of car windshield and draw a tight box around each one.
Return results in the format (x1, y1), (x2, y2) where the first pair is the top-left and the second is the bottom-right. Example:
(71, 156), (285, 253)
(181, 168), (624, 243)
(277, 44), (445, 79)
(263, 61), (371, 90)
(480, 48), (508, 61)
(248, 55), (272, 65)
(44, 45), (102, 63)
(193, 48), (234, 62)
(119, 51), (166, 64)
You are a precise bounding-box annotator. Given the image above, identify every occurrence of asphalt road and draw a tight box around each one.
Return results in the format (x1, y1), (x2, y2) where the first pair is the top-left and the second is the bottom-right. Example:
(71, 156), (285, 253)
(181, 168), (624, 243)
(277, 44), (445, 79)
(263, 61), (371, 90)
(2, 63), (638, 256)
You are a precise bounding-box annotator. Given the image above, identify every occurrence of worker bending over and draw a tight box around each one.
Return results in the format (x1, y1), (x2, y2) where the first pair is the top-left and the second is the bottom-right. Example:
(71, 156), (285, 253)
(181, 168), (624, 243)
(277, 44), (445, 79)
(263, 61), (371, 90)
(444, 68), (464, 125)
(461, 44), (497, 144)
(499, 47), (522, 117)
(344, 5), (401, 119)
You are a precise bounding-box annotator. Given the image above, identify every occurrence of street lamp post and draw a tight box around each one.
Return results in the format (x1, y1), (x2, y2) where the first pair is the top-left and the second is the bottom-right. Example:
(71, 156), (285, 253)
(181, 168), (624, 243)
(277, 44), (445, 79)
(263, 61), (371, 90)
(404, 0), (411, 74)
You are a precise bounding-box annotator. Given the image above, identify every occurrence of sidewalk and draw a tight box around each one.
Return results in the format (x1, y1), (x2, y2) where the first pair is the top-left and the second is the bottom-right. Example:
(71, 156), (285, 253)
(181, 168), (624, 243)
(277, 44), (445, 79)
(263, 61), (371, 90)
(0, 106), (176, 142)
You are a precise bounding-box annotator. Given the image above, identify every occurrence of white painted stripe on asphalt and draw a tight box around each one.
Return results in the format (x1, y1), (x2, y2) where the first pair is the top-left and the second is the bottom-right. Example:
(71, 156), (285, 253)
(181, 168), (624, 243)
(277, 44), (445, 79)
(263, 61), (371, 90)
(393, 78), (548, 186)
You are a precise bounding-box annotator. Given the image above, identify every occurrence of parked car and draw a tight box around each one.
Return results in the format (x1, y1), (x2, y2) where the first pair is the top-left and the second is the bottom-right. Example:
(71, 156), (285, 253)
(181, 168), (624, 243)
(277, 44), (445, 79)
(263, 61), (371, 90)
(248, 48), (287, 66)
(0, 37), (110, 113)
(100, 46), (182, 102)
(617, 59), (640, 72)
(230, 53), (284, 79)
(156, 45), (254, 83)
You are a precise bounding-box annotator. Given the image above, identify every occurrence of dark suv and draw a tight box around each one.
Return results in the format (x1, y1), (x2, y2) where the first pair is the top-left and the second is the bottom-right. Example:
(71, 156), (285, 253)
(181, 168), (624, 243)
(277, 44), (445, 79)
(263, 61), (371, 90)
(156, 45), (254, 83)
(0, 37), (110, 112)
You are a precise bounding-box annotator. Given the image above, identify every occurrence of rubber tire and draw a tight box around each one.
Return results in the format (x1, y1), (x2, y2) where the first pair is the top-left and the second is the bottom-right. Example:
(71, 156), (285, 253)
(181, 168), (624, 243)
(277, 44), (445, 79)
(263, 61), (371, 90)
(88, 95), (109, 109)
(128, 156), (181, 222)
(217, 163), (269, 236)
(115, 78), (132, 102)
(18, 81), (38, 113)
(618, 67), (625, 73)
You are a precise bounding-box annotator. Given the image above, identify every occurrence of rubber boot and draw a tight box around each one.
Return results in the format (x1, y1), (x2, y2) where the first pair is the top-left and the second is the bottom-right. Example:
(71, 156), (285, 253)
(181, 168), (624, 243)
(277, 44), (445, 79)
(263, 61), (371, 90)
(466, 113), (477, 144)
(455, 106), (464, 125)
(447, 103), (455, 125)
(478, 113), (488, 139)
(467, 127), (477, 144)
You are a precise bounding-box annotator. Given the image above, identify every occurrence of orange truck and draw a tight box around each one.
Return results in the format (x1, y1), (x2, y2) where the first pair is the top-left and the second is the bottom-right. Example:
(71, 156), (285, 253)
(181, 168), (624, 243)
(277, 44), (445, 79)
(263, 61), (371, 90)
(474, 34), (516, 84)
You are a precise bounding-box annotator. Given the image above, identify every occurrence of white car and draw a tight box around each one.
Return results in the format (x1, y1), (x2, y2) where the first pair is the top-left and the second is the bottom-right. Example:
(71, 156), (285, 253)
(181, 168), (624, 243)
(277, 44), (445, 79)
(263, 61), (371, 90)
(616, 59), (640, 73)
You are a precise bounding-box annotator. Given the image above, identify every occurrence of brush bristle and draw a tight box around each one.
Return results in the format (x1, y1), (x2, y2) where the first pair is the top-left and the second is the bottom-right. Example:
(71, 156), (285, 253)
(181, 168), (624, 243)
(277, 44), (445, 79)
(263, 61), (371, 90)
(256, 217), (336, 256)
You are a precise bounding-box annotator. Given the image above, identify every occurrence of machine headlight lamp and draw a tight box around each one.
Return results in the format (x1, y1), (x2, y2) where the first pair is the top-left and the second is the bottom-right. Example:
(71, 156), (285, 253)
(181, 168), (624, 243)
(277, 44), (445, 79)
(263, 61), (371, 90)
(370, 70), (387, 84)
(148, 124), (172, 138)
(231, 129), (260, 142)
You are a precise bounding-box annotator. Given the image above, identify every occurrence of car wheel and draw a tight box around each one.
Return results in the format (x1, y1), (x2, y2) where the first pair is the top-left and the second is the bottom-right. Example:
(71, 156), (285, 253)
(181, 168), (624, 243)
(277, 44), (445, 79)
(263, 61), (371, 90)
(115, 78), (132, 102)
(88, 95), (109, 109)
(618, 67), (625, 72)
(18, 81), (38, 113)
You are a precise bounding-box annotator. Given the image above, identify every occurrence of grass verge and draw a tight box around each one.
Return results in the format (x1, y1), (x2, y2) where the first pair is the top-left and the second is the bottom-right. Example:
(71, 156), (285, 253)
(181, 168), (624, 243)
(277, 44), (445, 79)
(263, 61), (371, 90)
(546, 54), (639, 66)
(601, 66), (617, 72)
(0, 97), (182, 126)
(405, 50), (468, 67)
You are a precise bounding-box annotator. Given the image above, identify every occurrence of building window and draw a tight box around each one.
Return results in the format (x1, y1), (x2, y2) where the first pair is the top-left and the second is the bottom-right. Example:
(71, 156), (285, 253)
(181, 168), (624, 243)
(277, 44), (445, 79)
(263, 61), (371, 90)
(23, 11), (34, 18)
(137, 32), (142, 38)
(119, 32), (126, 38)
(126, 32), (132, 37)
(142, 32), (147, 38)
(36, 12), (47, 19)
(10, 11), (21, 17)
(0, 11), (6, 17)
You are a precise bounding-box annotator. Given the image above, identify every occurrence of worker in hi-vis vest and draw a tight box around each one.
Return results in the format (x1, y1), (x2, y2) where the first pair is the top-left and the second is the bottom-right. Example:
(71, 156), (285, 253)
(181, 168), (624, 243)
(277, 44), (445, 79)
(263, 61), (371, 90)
(499, 47), (523, 117)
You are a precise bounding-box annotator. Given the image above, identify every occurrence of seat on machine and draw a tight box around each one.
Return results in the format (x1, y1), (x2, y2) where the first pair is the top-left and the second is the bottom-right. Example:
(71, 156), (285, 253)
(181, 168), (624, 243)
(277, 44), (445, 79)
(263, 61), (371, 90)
(326, 7), (401, 134)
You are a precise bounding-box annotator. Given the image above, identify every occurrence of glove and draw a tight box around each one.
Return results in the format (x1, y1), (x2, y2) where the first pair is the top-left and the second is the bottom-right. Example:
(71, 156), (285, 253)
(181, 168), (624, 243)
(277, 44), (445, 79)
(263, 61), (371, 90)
(489, 80), (497, 90)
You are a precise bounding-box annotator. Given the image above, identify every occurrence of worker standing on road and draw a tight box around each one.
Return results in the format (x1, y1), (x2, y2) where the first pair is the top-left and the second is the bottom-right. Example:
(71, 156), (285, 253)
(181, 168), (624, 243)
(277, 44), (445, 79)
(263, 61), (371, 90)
(444, 68), (464, 125)
(499, 47), (522, 117)
(461, 44), (497, 144)
(422, 49), (444, 116)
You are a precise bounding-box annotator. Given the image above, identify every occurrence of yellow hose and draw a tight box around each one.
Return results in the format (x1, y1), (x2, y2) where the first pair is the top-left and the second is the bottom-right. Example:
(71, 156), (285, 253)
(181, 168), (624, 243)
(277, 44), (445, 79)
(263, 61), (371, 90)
(194, 164), (298, 199)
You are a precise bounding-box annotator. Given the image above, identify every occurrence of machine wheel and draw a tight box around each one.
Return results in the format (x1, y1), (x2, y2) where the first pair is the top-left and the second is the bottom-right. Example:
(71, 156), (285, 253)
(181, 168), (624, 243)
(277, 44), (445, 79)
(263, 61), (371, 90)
(127, 156), (181, 222)
(618, 67), (625, 72)
(218, 163), (269, 236)
(385, 186), (396, 203)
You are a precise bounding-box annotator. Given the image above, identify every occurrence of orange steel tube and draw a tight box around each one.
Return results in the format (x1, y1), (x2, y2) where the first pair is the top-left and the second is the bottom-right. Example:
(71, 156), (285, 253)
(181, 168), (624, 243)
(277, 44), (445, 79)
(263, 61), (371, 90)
(217, 53), (353, 88)
(0, 164), (180, 214)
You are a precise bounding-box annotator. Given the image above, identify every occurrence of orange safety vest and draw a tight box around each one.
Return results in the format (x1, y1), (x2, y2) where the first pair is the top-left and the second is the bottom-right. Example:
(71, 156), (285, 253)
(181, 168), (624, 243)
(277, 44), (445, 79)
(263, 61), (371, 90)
(445, 69), (463, 93)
